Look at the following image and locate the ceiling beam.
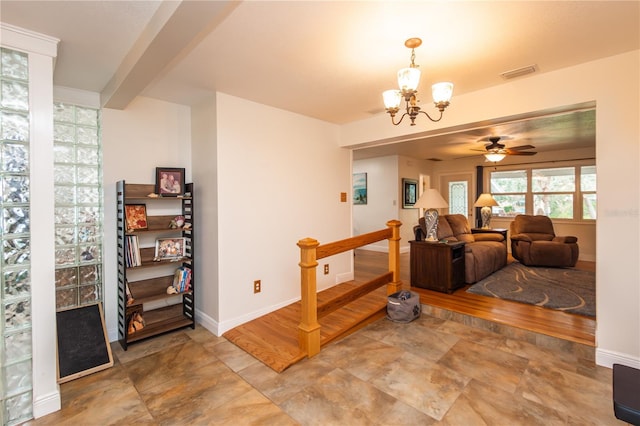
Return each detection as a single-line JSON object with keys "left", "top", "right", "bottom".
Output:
{"left": 101, "top": 0, "right": 238, "bottom": 110}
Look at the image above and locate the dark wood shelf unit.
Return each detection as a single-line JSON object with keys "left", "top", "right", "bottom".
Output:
{"left": 409, "top": 240, "right": 466, "bottom": 294}
{"left": 117, "top": 180, "right": 195, "bottom": 350}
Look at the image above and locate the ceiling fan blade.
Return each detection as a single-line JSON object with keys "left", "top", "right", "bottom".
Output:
{"left": 507, "top": 144, "right": 536, "bottom": 151}
{"left": 505, "top": 150, "right": 537, "bottom": 156}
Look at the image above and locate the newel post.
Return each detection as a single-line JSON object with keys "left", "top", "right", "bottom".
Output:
{"left": 297, "top": 237, "right": 321, "bottom": 357}
{"left": 386, "top": 220, "right": 402, "bottom": 294}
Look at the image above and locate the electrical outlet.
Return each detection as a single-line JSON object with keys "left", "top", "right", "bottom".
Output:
{"left": 254, "top": 280, "right": 261, "bottom": 293}
{"left": 323, "top": 264, "right": 329, "bottom": 275}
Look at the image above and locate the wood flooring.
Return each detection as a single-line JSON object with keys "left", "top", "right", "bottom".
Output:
{"left": 224, "top": 249, "right": 596, "bottom": 372}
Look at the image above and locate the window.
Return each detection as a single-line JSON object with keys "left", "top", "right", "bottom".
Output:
{"left": 489, "top": 164, "right": 596, "bottom": 221}
{"left": 532, "top": 167, "right": 574, "bottom": 218}
{"left": 581, "top": 165, "right": 597, "bottom": 220}
{"left": 490, "top": 170, "right": 526, "bottom": 217}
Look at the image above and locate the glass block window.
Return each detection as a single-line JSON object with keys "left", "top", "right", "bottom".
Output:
{"left": 0, "top": 47, "right": 33, "bottom": 425}
{"left": 53, "top": 103, "right": 103, "bottom": 310}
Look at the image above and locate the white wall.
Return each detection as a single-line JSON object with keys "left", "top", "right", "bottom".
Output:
{"left": 102, "top": 97, "right": 192, "bottom": 341}
{"left": 190, "top": 96, "right": 220, "bottom": 331}
{"left": 213, "top": 93, "right": 352, "bottom": 334}
{"left": 353, "top": 156, "right": 398, "bottom": 251}
{"left": 341, "top": 51, "right": 640, "bottom": 368}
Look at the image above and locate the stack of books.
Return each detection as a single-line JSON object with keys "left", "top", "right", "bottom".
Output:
{"left": 172, "top": 266, "right": 192, "bottom": 293}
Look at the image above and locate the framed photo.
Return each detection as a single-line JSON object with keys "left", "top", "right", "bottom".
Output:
{"left": 155, "top": 237, "right": 186, "bottom": 260}
{"left": 155, "top": 167, "right": 185, "bottom": 197}
{"left": 402, "top": 178, "right": 418, "bottom": 208}
{"left": 353, "top": 173, "right": 367, "bottom": 205}
{"left": 125, "top": 204, "right": 148, "bottom": 230}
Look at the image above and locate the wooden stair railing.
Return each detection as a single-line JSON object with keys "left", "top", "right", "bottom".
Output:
{"left": 297, "top": 220, "right": 402, "bottom": 357}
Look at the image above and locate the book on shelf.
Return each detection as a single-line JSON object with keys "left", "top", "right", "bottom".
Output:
{"left": 172, "top": 266, "right": 192, "bottom": 293}
{"left": 125, "top": 235, "right": 141, "bottom": 267}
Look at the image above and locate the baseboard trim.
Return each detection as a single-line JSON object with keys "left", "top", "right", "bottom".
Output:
{"left": 195, "top": 309, "right": 220, "bottom": 336}
{"left": 596, "top": 347, "right": 640, "bottom": 369}
{"left": 200, "top": 297, "right": 300, "bottom": 336}
{"left": 358, "top": 245, "right": 409, "bottom": 254}
{"left": 33, "top": 390, "right": 61, "bottom": 419}
{"left": 336, "top": 271, "right": 354, "bottom": 283}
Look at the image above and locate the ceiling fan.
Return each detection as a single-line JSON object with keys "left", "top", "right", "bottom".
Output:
{"left": 473, "top": 136, "right": 537, "bottom": 161}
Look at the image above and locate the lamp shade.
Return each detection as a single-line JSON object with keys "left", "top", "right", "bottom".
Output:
{"left": 431, "top": 82, "right": 454, "bottom": 104}
{"left": 397, "top": 67, "right": 421, "bottom": 93}
{"left": 474, "top": 193, "right": 499, "bottom": 207}
{"left": 415, "top": 188, "right": 448, "bottom": 209}
{"left": 484, "top": 152, "right": 506, "bottom": 162}
{"left": 382, "top": 90, "right": 402, "bottom": 109}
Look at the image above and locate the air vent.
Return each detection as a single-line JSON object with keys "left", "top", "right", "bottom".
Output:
{"left": 500, "top": 65, "right": 537, "bottom": 80}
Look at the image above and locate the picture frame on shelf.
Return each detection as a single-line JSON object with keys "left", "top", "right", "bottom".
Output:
{"left": 154, "top": 237, "right": 186, "bottom": 260}
{"left": 125, "top": 204, "right": 148, "bottom": 231}
{"left": 353, "top": 172, "right": 367, "bottom": 205}
{"left": 155, "top": 167, "right": 185, "bottom": 197}
{"left": 402, "top": 178, "right": 418, "bottom": 208}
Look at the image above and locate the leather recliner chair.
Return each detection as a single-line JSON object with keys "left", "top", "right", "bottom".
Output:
{"left": 509, "top": 214, "right": 579, "bottom": 267}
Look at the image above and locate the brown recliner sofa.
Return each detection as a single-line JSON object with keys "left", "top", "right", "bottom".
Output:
{"left": 509, "top": 214, "right": 579, "bottom": 267}
{"left": 417, "top": 214, "right": 507, "bottom": 284}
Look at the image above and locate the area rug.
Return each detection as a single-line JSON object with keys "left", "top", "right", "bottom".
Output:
{"left": 467, "top": 262, "right": 595, "bottom": 317}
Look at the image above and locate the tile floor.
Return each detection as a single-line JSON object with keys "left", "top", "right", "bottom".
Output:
{"left": 25, "top": 313, "right": 622, "bottom": 425}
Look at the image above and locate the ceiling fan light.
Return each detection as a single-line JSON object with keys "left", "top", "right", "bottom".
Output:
{"left": 397, "top": 67, "right": 421, "bottom": 94}
{"left": 432, "top": 82, "right": 454, "bottom": 104}
{"left": 485, "top": 152, "right": 506, "bottom": 162}
{"left": 383, "top": 90, "right": 402, "bottom": 110}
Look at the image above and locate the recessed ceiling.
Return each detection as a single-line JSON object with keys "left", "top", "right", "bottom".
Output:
{"left": 352, "top": 105, "right": 596, "bottom": 162}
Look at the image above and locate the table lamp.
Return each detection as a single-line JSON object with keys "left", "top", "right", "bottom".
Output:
{"left": 415, "top": 189, "right": 449, "bottom": 241}
{"left": 474, "top": 193, "right": 499, "bottom": 229}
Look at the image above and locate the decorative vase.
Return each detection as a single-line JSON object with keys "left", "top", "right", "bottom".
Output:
{"left": 480, "top": 206, "right": 492, "bottom": 229}
{"left": 424, "top": 209, "right": 439, "bottom": 241}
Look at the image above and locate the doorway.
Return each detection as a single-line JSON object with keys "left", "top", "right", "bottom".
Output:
{"left": 439, "top": 173, "right": 474, "bottom": 221}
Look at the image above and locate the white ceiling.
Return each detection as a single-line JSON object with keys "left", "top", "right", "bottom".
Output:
{"left": 1, "top": 1, "right": 638, "bottom": 160}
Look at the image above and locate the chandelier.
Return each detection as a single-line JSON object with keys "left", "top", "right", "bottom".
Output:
{"left": 383, "top": 38, "right": 453, "bottom": 126}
